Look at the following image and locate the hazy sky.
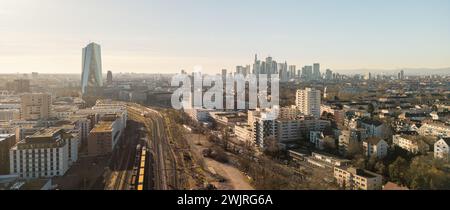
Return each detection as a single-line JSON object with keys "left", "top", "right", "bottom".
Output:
{"left": 1, "top": 0, "right": 449, "bottom": 74}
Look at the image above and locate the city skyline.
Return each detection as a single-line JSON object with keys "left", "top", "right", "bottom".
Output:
{"left": 1, "top": 0, "right": 450, "bottom": 74}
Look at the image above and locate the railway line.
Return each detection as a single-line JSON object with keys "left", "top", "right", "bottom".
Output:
{"left": 127, "top": 103, "right": 180, "bottom": 190}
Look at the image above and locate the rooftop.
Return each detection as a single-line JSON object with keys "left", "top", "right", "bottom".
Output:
{"left": 360, "top": 118, "right": 383, "bottom": 126}
{"left": 91, "top": 121, "right": 114, "bottom": 133}
{"left": 363, "top": 137, "right": 384, "bottom": 145}
{"left": 347, "top": 167, "right": 379, "bottom": 179}
{"left": 31, "top": 128, "right": 62, "bottom": 138}
{"left": 383, "top": 182, "right": 409, "bottom": 190}
{"left": 0, "top": 134, "right": 15, "bottom": 142}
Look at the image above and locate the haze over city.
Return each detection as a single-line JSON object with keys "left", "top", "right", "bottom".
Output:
{"left": 1, "top": 0, "right": 450, "bottom": 74}
{"left": 2, "top": 0, "right": 450, "bottom": 204}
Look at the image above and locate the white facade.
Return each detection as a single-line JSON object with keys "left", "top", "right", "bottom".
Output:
{"left": 434, "top": 138, "right": 450, "bottom": 161}
{"left": 296, "top": 88, "right": 321, "bottom": 119}
{"left": 363, "top": 138, "right": 388, "bottom": 159}
{"left": 419, "top": 123, "right": 450, "bottom": 138}
{"left": 392, "top": 135, "right": 429, "bottom": 154}
{"left": 9, "top": 129, "right": 78, "bottom": 179}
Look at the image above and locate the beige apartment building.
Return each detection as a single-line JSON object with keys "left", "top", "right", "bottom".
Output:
{"left": 20, "top": 93, "right": 52, "bottom": 120}
{"left": 334, "top": 166, "right": 383, "bottom": 190}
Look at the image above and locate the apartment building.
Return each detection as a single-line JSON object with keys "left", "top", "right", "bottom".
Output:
{"left": 234, "top": 123, "right": 252, "bottom": 144}
{"left": 392, "top": 134, "right": 430, "bottom": 154}
{"left": 362, "top": 137, "right": 388, "bottom": 159}
{"left": 419, "top": 122, "right": 450, "bottom": 138}
{"left": 338, "top": 129, "right": 366, "bottom": 155}
{"left": 334, "top": 166, "right": 383, "bottom": 190}
{"left": 296, "top": 88, "right": 321, "bottom": 119}
{"left": 360, "top": 118, "right": 386, "bottom": 139}
{"left": 87, "top": 115, "right": 123, "bottom": 156}
{"left": 9, "top": 128, "right": 78, "bottom": 179}
{"left": 20, "top": 93, "right": 52, "bottom": 120}
{"left": 434, "top": 138, "right": 450, "bottom": 161}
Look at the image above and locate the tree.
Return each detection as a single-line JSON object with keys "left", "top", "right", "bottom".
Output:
{"left": 406, "top": 156, "right": 450, "bottom": 190}
{"left": 374, "top": 161, "right": 386, "bottom": 176}
{"left": 346, "top": 141, "right": 362, "bottom": 158}
{"left": 264, "top": 136, "right": 281, "bottom": 158}
{"left": 322, "top": 136, "right": 337, "bottom": 153}
{"left": 388, "top": 157, "right": 408, "bottom": 185}
{"left": 367, "top": 156, "right": 378, "bottom": 171}
{"left": 367, "top": 103, "right": 375, "bottom": 116}
{"left": 352, "top": 154, "right": 366, "bottom": 169}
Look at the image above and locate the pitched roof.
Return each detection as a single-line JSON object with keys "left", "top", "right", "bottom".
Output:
{"left": 361, "top": 118, "right": 383, "bottom": 126}
{"left": 383, "top": 182, "right": 409, "bottom": 190}
{"left": 364, "top": 137, "right": 384, "bottom": 145}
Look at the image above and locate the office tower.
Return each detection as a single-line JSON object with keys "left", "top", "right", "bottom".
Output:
{"left": 289, "top": 65, "right": 296, "bottom": 80}
{"left": 313, "top": 63, "right": 321, "bottom": 80}
{"left": 278, "top": 62, "right": 288, "bottom": 82}
{"left": 325, "top": 69, "right": 333, "bottom": 81}
{"left": 20, "top": 93, "right": 51, "bottom": 120}
{"left": 13, "top": 79, "right": 30, "bottom": 93}
{"left": 302, "top": 66, "right": 313, "bottom": 81}
{"left": 253, "top": 54, "right": 261, "bottom": 75}
{"left": 81, "top": 42, "right": 103, "bottom": 95}
{"left": 236, "top": 66, "right": 245, "bottom": 75}
{"left": 106, "top": 71, "right": 113, "bottom": 85}
{"left": 264, "top": 56, "right": 278, "bottom": 75}
{"left": 400, "top": 70, "right": 405, "bottom": 80}
{"left": 244, "top": 65, "right": 251, "bottom": 76}
{"left": 296, "top": 88, "right": 321, "bottom": 119}
{"left": 221, "top": 69, "right": 227, "bottom": 81}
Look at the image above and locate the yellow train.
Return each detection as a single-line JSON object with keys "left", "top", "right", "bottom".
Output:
{"left": 136, "top": 146, "right": 147, "bottom": 191}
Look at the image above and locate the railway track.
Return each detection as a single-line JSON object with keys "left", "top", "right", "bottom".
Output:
{"left": 127, "top": 103, "right": 180, "bottom": 190}
{"left": 106, "top": 120, "right": 140, "bottom": 190}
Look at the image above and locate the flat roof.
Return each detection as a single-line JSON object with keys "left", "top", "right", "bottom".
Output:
{"left": 346, "top": 167, "right": 379, "bottom": 179}
{"left": 31, "top": 128, "right": 62, "bottom": 138}
{"left": 91, "top": 121, "right": 114, "bottom": 133}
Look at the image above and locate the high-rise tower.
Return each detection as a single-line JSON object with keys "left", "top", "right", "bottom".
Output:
{"left": 296, "top": 88, "right": 321, "bottom": 119}
{"left": 106, "top": 70, "right": 113, "bottom": 85}
{"left": 81, "top": 43, "right": 103, "bottom": 94}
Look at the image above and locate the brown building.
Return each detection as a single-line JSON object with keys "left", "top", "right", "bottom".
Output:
{"left": 0, "top": 134, "right": 16, "bottom": 175}
{"left": 20, "top": 93, "right": 52, "bottom": 120}
{"left": 88, "top": 119, "right": 122, "bottom": 156}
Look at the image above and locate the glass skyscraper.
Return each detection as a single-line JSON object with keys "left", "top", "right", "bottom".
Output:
{"left": 81, "top": 42, "right": 103, "bottom": 94}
